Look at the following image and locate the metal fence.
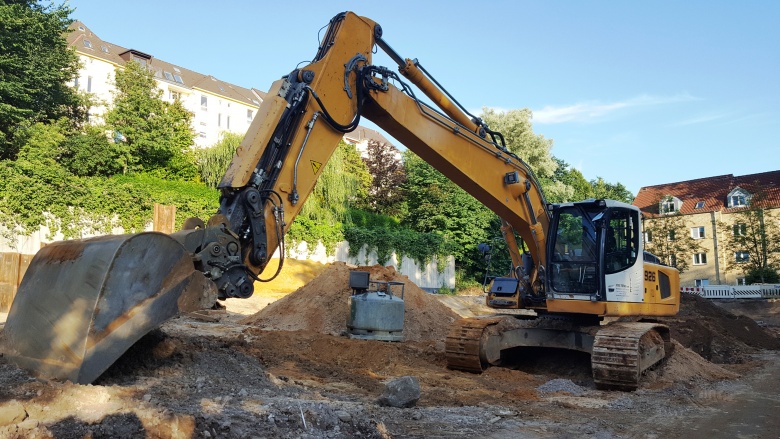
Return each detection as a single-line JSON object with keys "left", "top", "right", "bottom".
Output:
{"left": 681, "top": 284, "right": 780, "bottom": 299}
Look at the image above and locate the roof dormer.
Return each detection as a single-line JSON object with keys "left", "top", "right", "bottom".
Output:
{"left": 726, "top": 187, "right": 750, "bottom": 208}
{"left": 118, "top": 49, "right": 153, "bottom": 66}
{"left": 659, "top": 195, "right": 682, "bottom": 214}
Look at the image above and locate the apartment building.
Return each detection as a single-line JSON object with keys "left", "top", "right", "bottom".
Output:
{"left": 633, "top": 171, "right": 780, "bottom": 287}
{"left": 66, "top": 21, "right": 266, "bottom": 148}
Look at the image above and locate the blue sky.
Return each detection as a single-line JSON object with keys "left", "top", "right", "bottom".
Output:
{"left": 65, "top": 0, "right": 779, "bottom": 196}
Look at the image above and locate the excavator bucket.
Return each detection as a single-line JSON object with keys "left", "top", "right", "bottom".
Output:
{"left": 0, "top": 232, "right": 216, "bottom": 384}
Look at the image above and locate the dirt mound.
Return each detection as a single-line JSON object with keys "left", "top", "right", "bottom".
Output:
{"left": 644, "top": 341, "right": 740, "bottom": 388}
{"left": 240, "top": 262, "right": 459, "bottom": 342}
{"left": 660, "top": 293, "right": 780, "bottom": 364}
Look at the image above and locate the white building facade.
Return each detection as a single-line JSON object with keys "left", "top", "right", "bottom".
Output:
{"left": 67, "top": 21, "right": 265, "bottom": 148}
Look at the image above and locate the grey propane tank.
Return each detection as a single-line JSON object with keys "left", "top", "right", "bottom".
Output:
{"left": 346, "top": 271, "right": 405, "bottom": 341}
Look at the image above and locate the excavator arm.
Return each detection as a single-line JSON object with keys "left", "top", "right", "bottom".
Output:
{"left": 215, "top": 11, "right": 550, "bottom": 297}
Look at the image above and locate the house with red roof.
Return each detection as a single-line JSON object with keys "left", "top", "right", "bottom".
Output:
{"left": 633, "top": 170, "right": 780, "bottom": 287}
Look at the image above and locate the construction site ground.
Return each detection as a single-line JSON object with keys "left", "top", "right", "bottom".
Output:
{"left": 1, "top": 259, "right": 779, "bottom": 439}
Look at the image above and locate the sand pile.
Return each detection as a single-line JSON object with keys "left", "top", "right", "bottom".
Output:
{"left": 240, "top": 262, "right": 459, "bottom": 342}
{"left": 661, "top": 293, "right": 780, "bottom": 364}
{"left": 646, "top": 340, "right": 740, "bottom": 388}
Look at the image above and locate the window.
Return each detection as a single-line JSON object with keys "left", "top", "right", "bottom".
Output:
{"left": 549, "top": 206, "right": 600, "bottom": 294}
{"left": 173, "top": 75, "right": 184, "bottom": 84}
{"left": 83, "top": 39, "right": 92, "bottom": 49}
{"left": 227, "top": 116, "right": 230, "bottom": 130}
{"left": 736, "top": 277, "right": 746, "bottom": 286}
{"left": 643, "top": 231, "right": 653, "bottom": 243}
{"left": 101, "top": 46, "right": 109, "bottom": 53}
{"left": 201, "top": 95, "right": 208, "bottom": 109}
{"left": 87, "top": 76, "right": 92, "bottom": 93}
{"left": 695, "top": 201, "right": 705, "bottom": 209}
{"left": 198, "top": 132, "right": 206, "bottom": 138}
{"left": 668, "top": 254, "right": 677, "bottom": 267}
{"left": 731, "top": 195, "right": 746, "bottom": 207}
{"left": 668, "top": 230, "right": 676, "bottom": 241}
{"left": 735, "top": 251, "right": 750, "bottom": 263}
{"left": 164, "top": 71, "right": 174, "bottom": 81}
{"left": 691, "top": 226, "right": 705, "bottom": 239}
{"left": 693, "top": 253, "right": 707, "bottom": 265}
{"left": 169, "top": 91, "right": 180, "bottom": 101}
{"left": 694, "top": 279, "right": 710, "bottom": 287}
{"left": 247, "top": 109, "right": 253, "bottom": 123}
{"left": 218, "top": 113, "right": 222, "bottom": 127}
{"left": 74, "top": 76, "right": 79, "bottom": 88}
{"left": 733, "top": 223, "right": 746, "bottom": 236}
{"left": 662, "top": 199, "right": 676, "bottom": 214}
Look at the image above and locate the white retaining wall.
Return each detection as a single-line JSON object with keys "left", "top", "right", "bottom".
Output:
{"left": 282, "top": 240, "right": 455, "bottom": 291}
{"left": 1, "top": 227, "right": 456, "bottom": 292}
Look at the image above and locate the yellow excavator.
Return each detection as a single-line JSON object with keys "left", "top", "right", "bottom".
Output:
{"left": 1, "top": 12, "right": 679, "bottom": 389}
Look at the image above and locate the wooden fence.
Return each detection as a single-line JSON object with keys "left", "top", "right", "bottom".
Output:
{"left": 0, "top": 253, "right": 34, "bottom": 312}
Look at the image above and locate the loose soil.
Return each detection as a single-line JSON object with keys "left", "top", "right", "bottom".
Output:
{"left": 0, "top": 262, "right": 778, "bottom": 438}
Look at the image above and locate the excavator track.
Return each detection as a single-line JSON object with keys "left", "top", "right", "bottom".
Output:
{"left": 445, "top": 317, "right": 505, "bottom": 373}
{"left": 591, "top": 322, "right": 671, "bottom": 391}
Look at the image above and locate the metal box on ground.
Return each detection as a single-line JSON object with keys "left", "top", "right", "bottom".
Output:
{"left": 347, "top": 271, "right": 405, "bottom": 342}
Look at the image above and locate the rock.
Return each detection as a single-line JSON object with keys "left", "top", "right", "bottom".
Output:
{"left": 377, "top": 376, "right": 420, "bottom": 408}
{"left": 536, "top": 379, "right": 586, "bottom": 396}
{"left": 335, "top": 410, "right": 352, "bottom": 422}
{"left": 0, "top": 400, "right": 26, "bottom": 426}
{"left": 411, "top": 412, "right": 423, "bottom": 420}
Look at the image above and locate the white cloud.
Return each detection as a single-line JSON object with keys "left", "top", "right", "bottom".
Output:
{"left": 671, "top": 112, "right": 731, "bottom": 127}
{"left": 531, "top": 93, "right": 698, "bottom": 124}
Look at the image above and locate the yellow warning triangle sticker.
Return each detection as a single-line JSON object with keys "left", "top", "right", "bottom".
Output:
{"left": 310, "top": 160, "right": 322, "bottom": 174}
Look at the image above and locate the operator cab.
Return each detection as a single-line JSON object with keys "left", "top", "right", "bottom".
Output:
{"left": 546, "top": 199, "right": 644, "bottom": 303}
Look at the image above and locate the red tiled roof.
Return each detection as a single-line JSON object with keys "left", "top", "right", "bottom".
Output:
{"left": 633, "top": 170, "right": 780, "bottom": 217}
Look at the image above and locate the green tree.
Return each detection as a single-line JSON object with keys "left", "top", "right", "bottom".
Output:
{"left": 0, "top": 0, "right": 85, "bottom": 158}
{"left": 480, "top": 108, "right": 557, "bottom": 177}
{"left": 480, "top": 108, "right": 581, "bottom": 202}
{"left": 105, "top": 60, "right": 196, "bottom": 179}
{"left": 286, "top": 141, "right": 370, "bottom": 253}
{"left": 341, "top": 141, "right": 371, "bottom": 210}
{"left": 721, "top": 190, "right": 780, "bottom": 283}
{"left": 363, "top": 139, "right": 404, "bottom": 215}
{"left": 0, "top": 120, "right": 83, "bottom": 239}
{"left": 541, "top": 158, "right": 591, "bottom": 203}
{"left": 197, "top": 131, "right": 243, "bottom": 188}
{"left": 60, "top": 124, "right": 127, "bottom": 176}
{"left": 642, "top": 199, "right": 703, "bottom": 273}
{"left": 402, "top": 150, "right": 494, "bottom": 283}
{"left": 590, "top": 177, "right": 634, "bottom": 203}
